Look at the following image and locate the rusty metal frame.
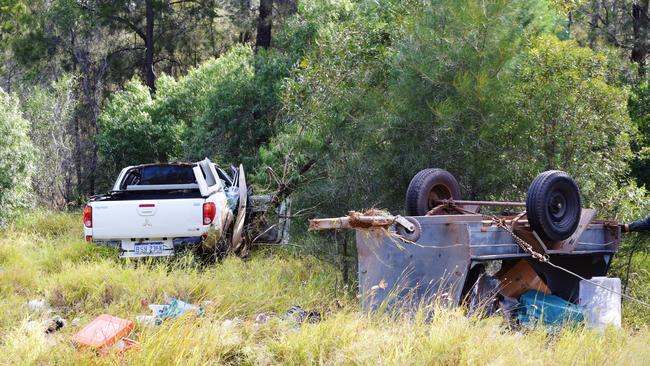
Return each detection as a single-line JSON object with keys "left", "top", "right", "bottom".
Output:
{"left": 434, "top": 199, "right": 526, "bottom": 207}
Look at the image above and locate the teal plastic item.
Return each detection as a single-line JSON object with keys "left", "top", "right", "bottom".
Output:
{"left": 517, "top": 290, "right": 584, "bottom": 327}
{"left": 155, "top": 298, "right": 204, "bottom": 325}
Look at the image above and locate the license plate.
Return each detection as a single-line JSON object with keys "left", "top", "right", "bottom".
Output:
{"left": 134, "top": 241, "right": 165, "bottom": 255}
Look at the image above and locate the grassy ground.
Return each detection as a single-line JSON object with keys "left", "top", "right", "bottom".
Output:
{"left": 1, "top": 211, "right": 650, "bottom": 365}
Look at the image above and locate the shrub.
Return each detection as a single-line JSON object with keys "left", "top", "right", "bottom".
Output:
{"left": 96, "top": 79, "right": 183, "bottom": 190}
{"left": 21, "top": 75, "right": 77, "bottom": 207}
{"left": 0, "top": 88, "right": 34, "bottom": 225}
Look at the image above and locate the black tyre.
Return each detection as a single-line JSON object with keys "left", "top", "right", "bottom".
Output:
{"left": 396, "top": 217, "right": 422, "bottom": 242}
{"left": 526, "top": 170, "right": 581, "bottom": 241}
{"left": 405, "top": 169, "right": 461, "bottom": 216}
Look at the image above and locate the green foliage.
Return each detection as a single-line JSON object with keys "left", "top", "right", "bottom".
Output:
{"left": 260, "top": 0, "right": 410, "bottom": 214}
{"left": 0, "top": 88, "right": 34, "bottom": 225}
{"left": 169, "top": 45, "right": 281, "bottom": 166}
{"left": 261, "top": 0, "right": 640, "bottom": 224}
{"left": 262, "top": 0, "right": 557, "bottom": 215}
{"left": 498, "top": 36, "right": 635, "bottom": 210}
{"left": 100, "top": 45, "right": 295, "bottom": 173}
{"left": 386, "top": 0, "right": 554, "bottom": 200}
{"left": 97, "top": 79, "right": 183, "bottom": 189}
{"left": 0, "top": 0, "right": 28, "bottom": 45}
{"left": 21, "top": 75, "right": 77, "bottom": 207}
{"left": 629, "top": 80, "right": 650, "bottom": 188}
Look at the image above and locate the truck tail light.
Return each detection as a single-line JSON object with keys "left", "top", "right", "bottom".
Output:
{"left": 203, "top": 202, "right": 216, "bottom": 225}
{"left": 83, "top": 205, "right": 93, "bottom": 228}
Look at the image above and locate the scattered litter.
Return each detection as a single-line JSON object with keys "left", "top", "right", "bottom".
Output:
{"left": 27, "top": 299, "right": 50, "bottom": 314}
{"left": 282, "top": 306, "right": 321, "bottom": 324}
{"left": 45, "top": 315, "right": 66, "bottom": 334}
{"left": 579, "top": 277, "right": 621, "bottom": 329}
{"left": 114, "top": 337, "right": 139, "bottom": 353}
{"left": 135, "top": 315, "right": 156, "bottom": 328}
{"left": 25, "top": 299, "right": 66, "bottom": 334}
{"left": 136, "top": 298, "right": 204, "bottom": 327}
{"left": 156, "top": 298, "right": 204, "bottom": 322}
{"left": 148, "top": 304, "right": 166, "bottom": 316}
{"left": 517, "top": 290, "right": 584, "bottom": 328}
{"left": 25, "top": 320, "right": 41, "bottom": 333}
{"left": 255, "top": 313, "right": 271, "bottom": 325}
{"left": 221, "top": 318, "right": 241, "bottom": 329}
{"left": 72, "top": 314, "right": 134, "bottom": 349}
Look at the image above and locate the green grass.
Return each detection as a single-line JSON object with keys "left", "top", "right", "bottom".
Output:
{"left": 1, "top": 211, "right": 650, "bottom": 365}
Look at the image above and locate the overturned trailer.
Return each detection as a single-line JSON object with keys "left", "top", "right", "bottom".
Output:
{"left": 310, "top": 170, "right": 621, "bottom": 312}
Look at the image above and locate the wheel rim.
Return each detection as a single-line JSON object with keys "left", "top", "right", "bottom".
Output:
{"left": 548, "top": 191, "right": 567, "bottom": 222}
{"left": 427, "top": 184, "right": 453, "bottom": 210}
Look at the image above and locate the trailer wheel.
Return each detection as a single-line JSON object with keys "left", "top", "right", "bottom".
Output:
{"left": 405, "top": 168, "right": 461, "bottom": 216}
{"left": 396, "top": 217, "right": 421, "bottom": 242}
{"left": 526, "top": 170, "right": 581, "bottom": 241}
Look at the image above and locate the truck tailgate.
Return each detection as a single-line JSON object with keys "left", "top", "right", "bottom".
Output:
{"left": 91, "top": 199, "right": 205, "bottom": 239}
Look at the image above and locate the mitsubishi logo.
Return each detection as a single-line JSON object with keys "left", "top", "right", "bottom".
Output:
{"left": 143, "top": 218, "right": 152, "bottom": 227}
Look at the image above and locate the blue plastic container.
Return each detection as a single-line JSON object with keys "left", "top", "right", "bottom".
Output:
{"left": 517, "top": 290, "right": 584, "bottom": 327}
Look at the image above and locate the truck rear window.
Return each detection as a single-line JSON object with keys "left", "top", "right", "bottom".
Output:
{"left": 140, "top": 165, "right": 196, "bottom": 185}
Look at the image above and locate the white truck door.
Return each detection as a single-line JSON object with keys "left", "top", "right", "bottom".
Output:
{"left": 231, "top": 164, "right": 247, "bottom": 253}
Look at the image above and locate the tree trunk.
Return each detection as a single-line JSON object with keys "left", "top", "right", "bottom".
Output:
{"left": 75, "top": 50, "right": 102, "bottom": 195}
{"left": 255, "top": 0, "right": 273, "bottom": 50}
{"left": 145, "top": 0, "right": 156, "bottom": 93}
{"left": 589, "top": 0, "right": 600, "bottom": 49}
{"left": 631, "top": 0, "right": 649, "bottom": 77}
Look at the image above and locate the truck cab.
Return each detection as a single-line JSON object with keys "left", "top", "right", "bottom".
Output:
{"left": 83, "top": 159, "right": 289, "bottom": 258}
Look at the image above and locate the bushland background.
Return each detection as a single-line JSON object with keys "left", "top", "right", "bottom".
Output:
{"left": 0, "top": 0, "right": 649, "bottom": 363}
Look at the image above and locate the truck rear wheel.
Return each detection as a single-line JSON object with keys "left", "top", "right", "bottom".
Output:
{"left": 526, "top": 170, "right": 581, "bottom": 241}
{"left": 405, "top": 169, "right": 461, "bottom": 216}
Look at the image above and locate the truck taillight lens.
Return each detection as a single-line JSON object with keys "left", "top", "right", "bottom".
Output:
{"left": 83, "top": 205, "right": 92, "bottom": 228}
{"left": 203, "top": 202, "right": 216, "bottom": 225}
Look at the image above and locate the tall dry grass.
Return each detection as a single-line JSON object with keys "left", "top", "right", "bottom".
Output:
{"left": 1, "top": 211, "right": 649, "bottom": 365}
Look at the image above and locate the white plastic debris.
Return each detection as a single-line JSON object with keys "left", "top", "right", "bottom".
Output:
{"left": 579, "top": 277, "right": 621, "bottom": 329}
{"left": 135, "top": 315, "right": 156, "bottom": 328}
{"left": 148, "top": 304, "right": 166, "bottom": 317}
{"left": 221, "top": 318, "right": 241, "bottom": 329}
{"left": 27, "top": 299, "right": 50, "bottom": 314}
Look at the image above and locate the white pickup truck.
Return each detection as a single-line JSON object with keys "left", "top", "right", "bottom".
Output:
{"left": 83, "top": 159, "right": 289, "bottom": 258}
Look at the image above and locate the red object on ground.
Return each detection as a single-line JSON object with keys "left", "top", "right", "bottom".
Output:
{"left": 72, "top": 314, "right": 134, "bottom": 349}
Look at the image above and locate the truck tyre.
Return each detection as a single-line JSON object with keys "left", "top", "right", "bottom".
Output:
{"left": 405, "top": 168, "right": 461, "bottom": 216}
{"left": 396, "top": 217, "right": 422, "bottom": 242}
{"left": 526, "top": 170, "right": 581, "bottom": 241}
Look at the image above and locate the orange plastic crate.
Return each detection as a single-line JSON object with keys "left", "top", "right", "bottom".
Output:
{"left": 72, "top": 314, "right": 134, "bottom": 349}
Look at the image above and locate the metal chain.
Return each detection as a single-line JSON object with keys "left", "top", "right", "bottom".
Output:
{"left": 490, "top": 215, "right": 550, "bottom": 263}
{"left": 490, "top": 214, "right": 650, "bottom": 309}
{"left": 441, "top": 202, "right": 650, "bottom": 308}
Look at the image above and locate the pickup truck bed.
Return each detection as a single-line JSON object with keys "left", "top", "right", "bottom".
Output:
{"left": 84, "top": 159, "right": 289, "bottom": 258}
